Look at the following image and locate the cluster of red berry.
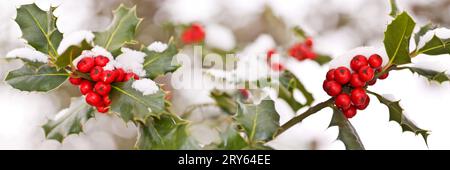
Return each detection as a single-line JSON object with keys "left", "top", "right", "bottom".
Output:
{"left": 68, "top": 56, "right": 140, "bottom": 113}
{"left": 181, "top": 23, "right": 205, "bottom": 44}
{"left": 266, "top": 38, "right": 316, "bottom": 71}
{"left": 288, "top": 38, "right": 316, "bottom": 61}
{"left": 323, "top": 54, "right": 389, "bottom": 118}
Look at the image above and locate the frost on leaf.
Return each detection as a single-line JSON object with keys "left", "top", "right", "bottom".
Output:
{"left": 147, "top": 41, "right": 168, "bottom": 53}
{"left": 132, "top": 78, "right": 159, "bottom": 95}
{"left": 115, "top": 48, "right": 146, "bottom": 77}
{"left": 6, "top": 47, "right": 48, "bottom": 63}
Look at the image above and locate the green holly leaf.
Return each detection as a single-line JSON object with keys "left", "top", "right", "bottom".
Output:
{"left": 404, "top": 66, "right": 450, "bottom": 83}
{"left": 314, "top": 54, "right": 332, "bottom": 65}
{"left": 5, "top": 61, "right": 68, "bottom": 92}
{"left": 94, "top": 5, "right": 142, "bottom": 54}
{"left": 235, "top": 100, "right": 280, "bottom": 143}
{"left": 55, "top": 40, "right": 92, "bottom": 69}
{"left": 292, "top": 26, "right": 308, "bottom": 39}
{"left": 210, "top": 89, "right": 237, "bottom": 115}
{"left": 142, "top": 42, "right": 180, "bottom": 79}
{"left": 329, "top": 108, "right": 365, "bottom": 150}
{"left": 109, "top": 80, "right": 165, "bottom": 122}
{"left": 135, "top": 114, "right": 199, "bottom": 150}
{"left": 15, "top": 4, "right": 62, "bottom": 58}
{"left": 278, "top": 71, "right": 314, "bottom": 111}
{"left": 384, "top": 12, "right": 415, "bottom": 65}
{"left": 370, "top": 92, "right": 429, "bottom": 144}
{"left": 414, "top": 23, "right": 437, "bottom": 46}
{"left": 216, "top": 124, "right": 248, "bottom": 150}
{"left": 416, "top": 35, "right": 450, "bottom": 55}
{"left": 43, "top": 97, "right": 95, "bottom": 142}
{"left": 389, "top": 0, "right": 399, "bottom": 17}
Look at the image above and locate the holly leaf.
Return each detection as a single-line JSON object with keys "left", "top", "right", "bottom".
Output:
{"left": 417, "top": 35, "right": 450, "bottom": 55}
{"left": 142, "top": 42, "right": 180, "bottom": 79}
{"left": 15, "top": 4, "right": 62, "bottom": 58}
{"left": 109, "top": 80, "right": 165, "bottom": 122}
{"left": 414, "top": 23, "right": 437, "bottom": 45}
{"left": 370, "top": 92, "right": 429, "bottom": 143}
{"left": 278, "top": 71, "right": 314, "bottom": 111}
{"left": 210, "top": 89, "right": 237, "bottom": 115}
{"left": 135, "top": 114, "right": 199, "bottom": 150}
{"left": 329, "top": 108, "right": 365, "bottom": 150}
{"left": 384, "top": 12, "right": 415, "bottom": 65}
{"left": 5, "top": 61, "right": 68, "bottom": 92}
{"left": 389, "top": 0, "right": 399, "bottom": 17}
{"left": 216, "top": 125, "right": 248, "bottom": 150}
{"left": 404, "top": 66, "right": 450, "bottom": 83}
{"left": 292, "top": 26, "right": 308, "bottom": 39}
{"left": 235, "top": 100, "right": 280, "bottom": 143}
{"left": 55, "top": 40, "right": 92, "bottom": 69}
{"left": 42, "top": 97, "right": 95, "bottom": 142}
{"left": 94, "top": 5, "right": 142, "bottom": 54}
{"left": 313, "top": 54, "right": 332, "bottom": 65}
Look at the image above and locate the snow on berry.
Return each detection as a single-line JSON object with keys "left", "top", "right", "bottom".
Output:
{"left": 132, "top": 78, "right": 159, "bottom": 95}
{"left": 147, "top": 41, "right": 168, "bottom": 53}
{"left": 6, "top": 47, "right": 48, "bottom": 63}
{"left": 73, "top": 46, "right": 115, "bottom": 70}
{"left": 114, "top": 48, "right": 147, "bottom": 77}
{"left": 329, "top": 47, "right": 388, "bottom": 69}
{"left": 57, "top": 30, "right": 94, "bottom": 54}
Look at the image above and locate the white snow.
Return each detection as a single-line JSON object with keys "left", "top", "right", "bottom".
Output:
{"left": 417, "top": 28, "right": 450, "bottom": 50}
{"left": 329, "top": 46, "right": 389, "bottom": 69}
{"left": 57, "top": 30, "right": 94, "bottom": 54}
{"left": 147, "top": 41, "right": 168, "bottom": 53}
{"left": 132, "top": 78, "right": 159, "bottom": 95}
{"left": 114, "top": 48, "right": 147, "bottom": 77}
{"left": 205, "top": 24, "right": 236, "bottom": 51}
{"left": 6, "top": 47, "right": 48, "bottom": 63}
{"left": 241, "top": 34, "right": 276, "bottom": 58}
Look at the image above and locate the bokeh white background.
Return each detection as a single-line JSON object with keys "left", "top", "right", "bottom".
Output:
{"left": 1, "top": 0, "right": 450, "bottom": 149}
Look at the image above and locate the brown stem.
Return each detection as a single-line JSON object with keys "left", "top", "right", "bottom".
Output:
{"left": 275, "top": 98, "right": 334, "bottom": 137}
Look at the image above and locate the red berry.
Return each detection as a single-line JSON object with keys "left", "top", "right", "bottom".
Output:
{"left": 94, "top": 55, "right": 110, "bottom": 67}
{"left": 77, "top": 57, "right": 95, "bottom": 73}
{"left": 368, "top": 54, "right": 383, "bottom": 68}
{"left": 367, "top": 79, "right": 377, "bottom": 86}
{"left": 114, "top": 68, "right": 125, "bottom": 82}
{"left": 358, "top": 65, "right": 374, "bottom": 82}
{"left": 335, "top": 93, "right": 351, "bottom": 110}
{"left": 350, "top": 88, "right": 368, "bottom": 106}
{"left": 350, "top": 55, "right": 368, "bottom": 71}
{"left": 288, "top": 43, "right": 307, "bottom": 60}
{"left": 94, "top": 82, "right": 111, "bottom": 96}
{"left": 379, "top": 72, "right": 389, "bottom": 80}
{"left": 100, "top": 70, "right": 117, "bottom": 84}
{"left": 343, "top": 106, "right": 357, "bottom": 119}
{"left": 103, "top": 95, "right": 112, "bottom": 106}
{"left": 271, "top": 63, "right": 284, "bottom": 71}
{"left": 90, "top": 66, "right": 103, "bottom": 82}
{"left": 305, "top": 51, "right": 317, "bottom": 60}
{"left": 96, "top": 106, "right": 109, "bottom": 113}
{"left": 356, "top": 96, "right": 370, "bottom": 110}
{"left": 181, "top": 23, "right": 205, "bottom": 44}
{"left": 69, "top": 76, "right": 82, "bottom": 85}
{"left": 79, "top": 80, "right": 93, "bottom": 95}
{"left": 323, "top": 80, "right": 342, "bottom": 97}
{"left": 266, "top": 49, "right": 276, "bottom": 62}
{"left": 239, "top": 89, "right": 249, "bottom": 99}
{"left": 334, "top": 67, "right": 351, "bottom": 84}
{"left": 85, "top": 92, "right": 102, "bottom": 107}
{"left": 305, "top": 37, "right": 313, "bottom": 47}
{"left": 326, "top": 69, "right": 335, "bottom": 81}
{"left": 124, "top": 72, "right": 139, "bottom": 81}
{"left": 350, "top": 73, "right": 366, "bottom": 88}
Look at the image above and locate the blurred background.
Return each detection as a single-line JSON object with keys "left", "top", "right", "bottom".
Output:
{"left": 1, "top": 0, "right": 450, "bottom": 149}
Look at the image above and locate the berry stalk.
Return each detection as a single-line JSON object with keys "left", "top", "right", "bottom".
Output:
{"left": 275, "top": 98, "right": 334, "bottom": 137}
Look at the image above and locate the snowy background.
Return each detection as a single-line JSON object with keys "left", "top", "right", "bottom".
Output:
{"left": 1, "top": 0, "right": 450, "bottom": 149}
